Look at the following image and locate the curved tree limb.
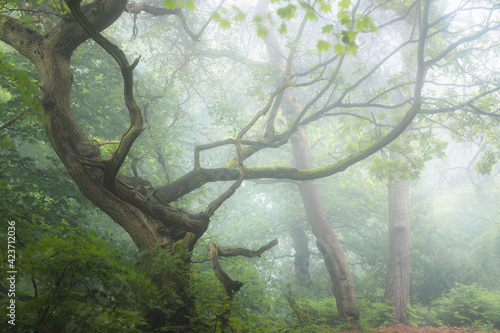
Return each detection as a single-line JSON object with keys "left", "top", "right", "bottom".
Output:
{"left": 65, "top": 0, "right": 144, "bottom": 191}
{"left": 200, "top": 70, "right": 300, "bottom": 217}
{"left": 216, "top": 238, "right": 279, "bottom": 258}
{"left": 419, "top": 87, "right": 500, "bottom": 114}
{"left": 126, "top": 2, "right": 177, "bottom": 16}
{"left": 208, "top": 243, "right": 244, "bottom": 296}
{"left": 153, "top": 99, "right": 421, "bottom": 204}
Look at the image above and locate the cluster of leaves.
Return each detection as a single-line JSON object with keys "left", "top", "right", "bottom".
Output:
{"left": 0, "top": 225, "right": 152, "bottom": 332}
{"left": 0, "top": 46, "right": 41, "bottom": 117}
{"left": 293, "top": 296, "right": 339, "bottom": 327}
{"left": 476, "top": 151, "right": 498, "bottom": 175}
{"left": 164, "top": 0, "right": 195, "bottom": 11}
{"left": 409, "top": 284, "right": 500, "bottom": 331}
{"left": 317, "top": 0, "right": 377, "bottom": 55}
{"left": 191, "top": 244, "right": 289, "bottom": 331}
{"left": 0, "top": 58, "right": 92, "bottom": 229}
{"left": 355, "top": 299, "right": 394, "bottom": 328}
{"left": 189, "top": 268, "right": 227, "bottom": 326}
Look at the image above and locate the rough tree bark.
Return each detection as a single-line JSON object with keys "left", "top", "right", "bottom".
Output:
{"left": 290, "top": 131, "right": 359, "bottom": 319}
{"left": 384, "top": 151, "right": 411, "bottom": 325}
{"left": 384, "top": 11, "right": 419, "bottom": 324}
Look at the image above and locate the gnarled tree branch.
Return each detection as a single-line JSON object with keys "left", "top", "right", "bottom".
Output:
{"left": 65, "top": 0, "right": 144, "bottom": 191}
{"left": 208, "top": 238, "right": 278, "bottom": 329}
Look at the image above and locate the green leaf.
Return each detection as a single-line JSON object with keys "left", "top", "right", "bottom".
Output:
{"left": 211, "top": 12, "right": 222, "bottom": 21}
{"left": 347, "top": 30, "right": 358, "bottom": 42}
{"left": 164, "top": 0, "right": 181, "bottom": 10}
{"left": 354, "top": 20, "right": 365, "bottom": 32}
{"left": 278, "top": 23, "right": 287, "bottom": 34}
{"left": 317, "top": 40, "right": 331, "bottom": 53}
{"left": 186, "top": 0, "right": 196, "bottom": 11}
{"left": 347, "top": 42, "right": 359, "bottom": 54}
{"left": 339, "top": 0, "right": 351, "bottom": 9}
{"left": 277, "top": 4, "right": 296, "bottom": 20}
{"left": 333, "top": 43, "right": 345, "bottom": 54}
{"left": 337, "top": 10, "right": 351, "bottom": 25}
{"left": 257, "top": 25, "right": 268, "bottom": 37}
{"left": 322, "top": 24, "right": 333, "bottom": 34}
{"left": 234, "top": 8, "right": 246, "bottom": 22}
{"left": 298, "top": 1, "right": 318, "bottom": 20}
{"left": 320, "top": 3, "right": 332, "bottom": 12}
{"left": 341, "top": 30, "right": 357, "bottom": 44}
{"left": 305, "top": 9, "right": 318, "bottom": 21}
{"left": 363, "top": 15, "right": 378, "bottom": 32}
{"left": 219, "top": 19, "right": 231, "bottom": 30}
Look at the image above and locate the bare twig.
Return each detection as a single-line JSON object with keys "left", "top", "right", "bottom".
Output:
{"left": 0, "top": 108, "right": 32, "bottom": 131}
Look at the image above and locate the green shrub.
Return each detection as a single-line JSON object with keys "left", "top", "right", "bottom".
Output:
{"left": 0, "top": 226, "right": 151, "bottom": 332}
{"left": 358, "top": 301, "right": 394, "bottom": 328}
{"left": 295, "top": 297, "right": 339, "bottom": 326}
{"left": 433, "top": 283, "right": 500, "bottom": 329}
{"left": 408, "top": 304, "right": 442, "bottom": 327}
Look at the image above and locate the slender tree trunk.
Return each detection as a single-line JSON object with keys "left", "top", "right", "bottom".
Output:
{"left": 384, "top": 161, "right": 411, "bottom": 324}
{"left": 290, "top": 131, "right": 357, "bottom": 318}
{"left": 384, "top": 15, "right": 417, "bottom": 324}
{"left": 256, "top": 0, "right": 358, "bottom": 318}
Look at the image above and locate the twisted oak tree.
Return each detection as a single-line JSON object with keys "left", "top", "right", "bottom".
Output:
{"left": 1, "top": 0, "right": 499, "bottom": 329}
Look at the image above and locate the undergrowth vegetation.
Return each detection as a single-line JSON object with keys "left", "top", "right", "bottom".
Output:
{"left": 410, "top": 284, "right": 500, "bottom": 331}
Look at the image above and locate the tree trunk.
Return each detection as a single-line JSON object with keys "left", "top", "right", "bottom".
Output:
{"left": 291, "top": 131, "right": 358, "bottom": 318}
{"left": 0, "top": 4, "right": 207, "bottom": 329}
{"left": 384, "top": 158, "right": 411, "bottom": 325}
{"left": 256, "top": 0, "right": 358, "bottom": 319}
{"left": 289, "top": 224, "right": 311, "bottom": 285}
{"left": 384, "top": 15, "right": 417, "bottom": 325}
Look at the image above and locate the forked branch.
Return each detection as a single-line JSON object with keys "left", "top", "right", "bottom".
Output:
{"left": 65, "top": 0, "right": 144, "bottom": 191}
{"left": 208, "top": 238, "right": 278, "bottom": 329}
{"left": 208, "top": 238, "right": 278, "bottom": 293}
{"left": 127, "top": 0, "right": 226, "bottom": 41}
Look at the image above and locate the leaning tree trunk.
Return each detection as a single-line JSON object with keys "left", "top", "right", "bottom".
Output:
{"left": 0, "top": 2, "right": 209, "bottom": 329}
{"left": 257, "top": 0, "right": 358, "bottom": 319}
{"left": 290, "top": 129, "right": 358, "bottom": 318}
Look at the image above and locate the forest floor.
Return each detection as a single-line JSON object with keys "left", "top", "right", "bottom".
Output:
{"left": 341, "top": 324, "right": 498, "bottom": 332}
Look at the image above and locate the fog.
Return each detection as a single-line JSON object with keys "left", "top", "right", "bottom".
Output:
{"left": 1, "top": 0, "right": 499, "bottom": 331}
